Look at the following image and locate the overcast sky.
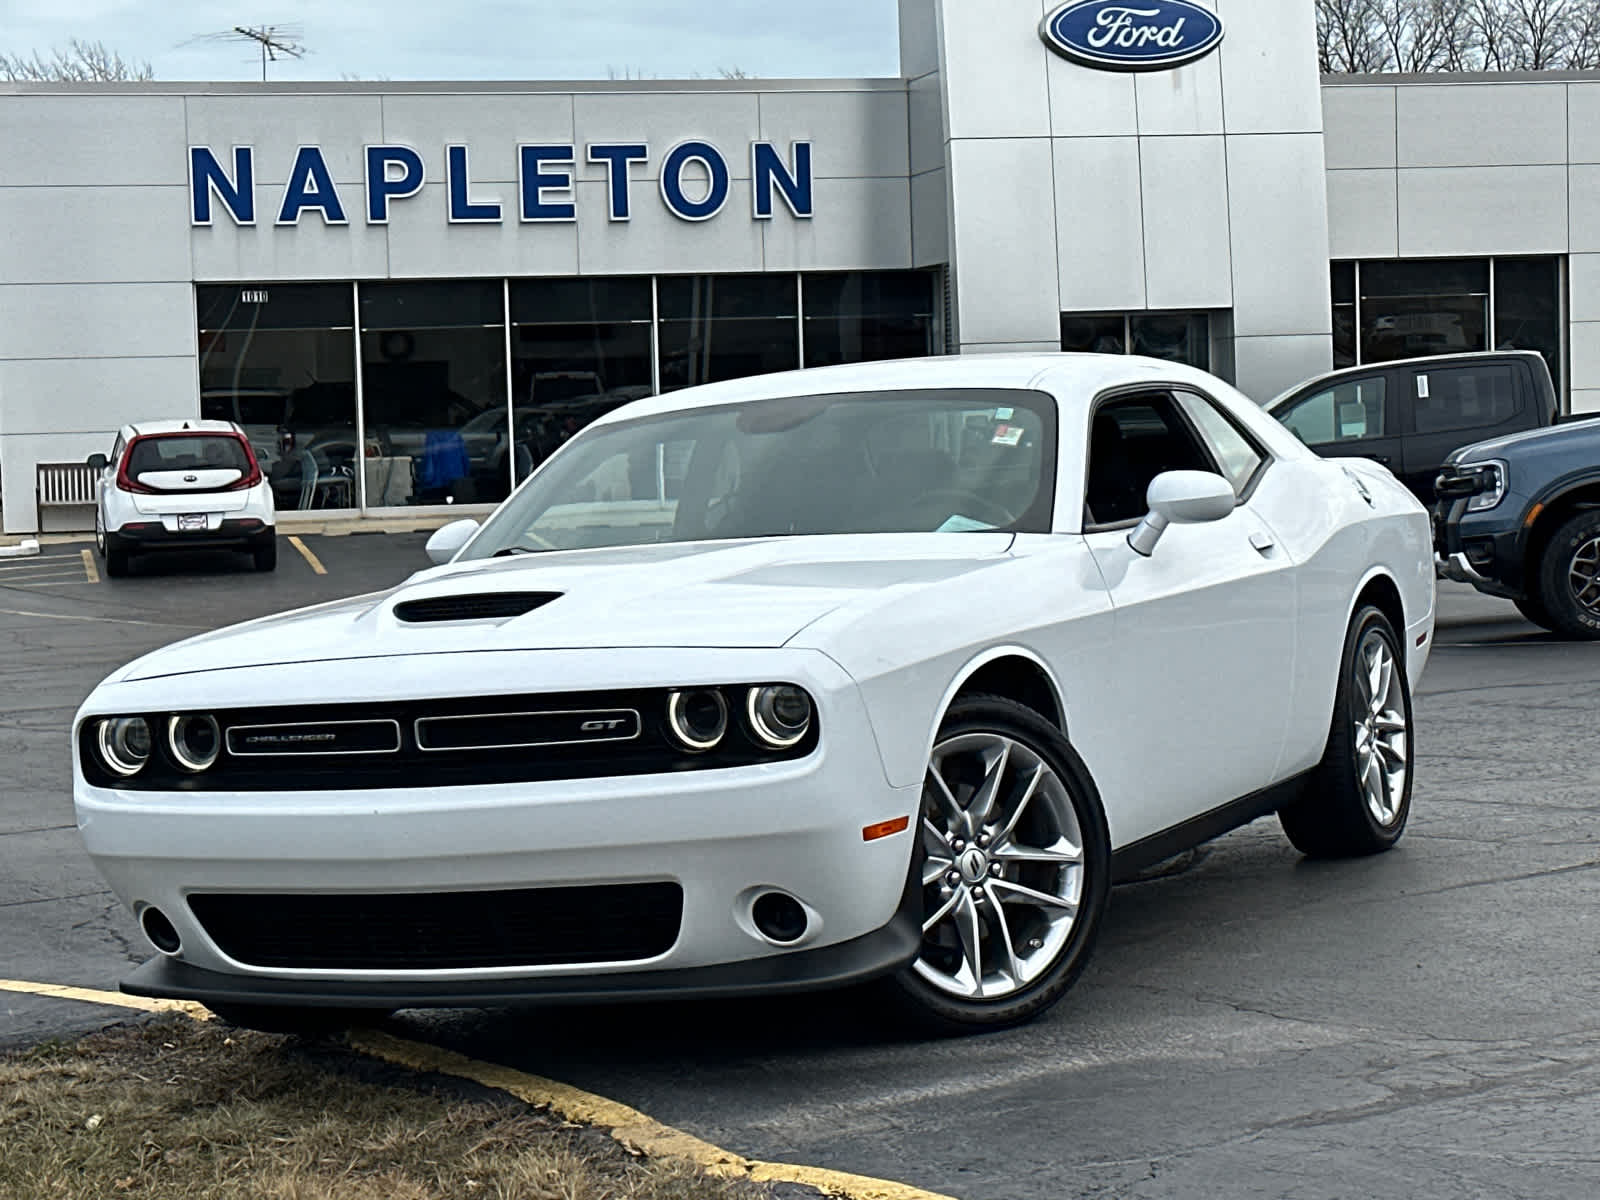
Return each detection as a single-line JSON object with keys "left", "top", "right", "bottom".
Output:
{"left": 0, "top": 0, "right": 903, "bottom": 81}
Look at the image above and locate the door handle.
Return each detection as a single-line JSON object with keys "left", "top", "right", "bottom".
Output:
{"left": 1249, "top": 531, "right": 1275, "bottom": 554}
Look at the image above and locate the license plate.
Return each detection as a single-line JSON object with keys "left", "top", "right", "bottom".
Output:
{"left": 177, "top": 514, "right": 207, "bottom": 532}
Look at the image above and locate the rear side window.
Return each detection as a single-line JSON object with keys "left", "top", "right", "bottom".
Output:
{"left": 1280, "top": 377, "right": 1387, "bottom": 446}
{"left": 1412, "top": 365, "right": 1519, "bottom": 434}
{"left": 126, "top": 436, "right": 251, "bottom": 475}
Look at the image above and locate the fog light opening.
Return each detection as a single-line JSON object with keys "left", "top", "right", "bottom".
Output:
{"left": 140, "top": 906, "right": 182, "bottom": 956}
{"left": 751, "top": 891, "right": 809, "bottom": 944}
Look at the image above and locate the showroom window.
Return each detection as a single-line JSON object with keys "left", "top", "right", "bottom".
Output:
{"left": 657, "top": 275, "right": 800, "bottom": 391}
{"left": 801, "top": 271, "right": 938, "bottom": 367}
{"left": 359, "top": 280, "right": 509, "bottom": 507}
{"left": 509, "top": 278, "right": 655, "bottom": 484}
{"left": 197, "top": 283, "right": 357, "bottom": 512}
{"left": 1060, "top": 311, "right": 1213, "bottom": 370}
{"left": 1331, "top": 258, "right": 1563, "bottom": 392}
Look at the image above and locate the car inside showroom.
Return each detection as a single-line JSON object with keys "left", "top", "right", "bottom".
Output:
{"left": 0, "top": 0, "right": 1592, "bottom": 534}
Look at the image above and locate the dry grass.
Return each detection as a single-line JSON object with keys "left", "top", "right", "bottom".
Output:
{"left": 0, "top": 1017, "right": 773, "bottom": 1200}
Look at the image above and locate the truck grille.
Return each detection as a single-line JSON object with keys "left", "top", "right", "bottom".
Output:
{"left": 188, "top": 883, "right": 683, "bottom": 970}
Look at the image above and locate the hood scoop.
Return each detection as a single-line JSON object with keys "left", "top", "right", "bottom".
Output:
{"left": 394, "top": 592, "right": 562, "bottom": 623}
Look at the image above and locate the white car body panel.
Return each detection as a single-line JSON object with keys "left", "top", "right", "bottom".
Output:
{"left": 74, "top": 354, "right": 1435, "bottom": 1001}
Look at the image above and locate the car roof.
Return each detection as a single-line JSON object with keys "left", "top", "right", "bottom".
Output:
{"left": 124, "top": 419, "right": 243, "bottom": 438}
{"left": 586, "top": 353, "right": 1230, "bottom": 431}
{"left": 1265, "top": 350, "right": 1546, "bottom": 411}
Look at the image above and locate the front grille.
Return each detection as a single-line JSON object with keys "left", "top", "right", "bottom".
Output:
{"left": 189, "top": 883, "right": 683, "bottom": 970}
{"left": 394, "top": 592, "right": 560, "bottom": 623}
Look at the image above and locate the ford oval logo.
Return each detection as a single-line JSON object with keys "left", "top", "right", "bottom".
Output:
{"left": 1040, "top": 1, "right": 1224, "bottom": 72}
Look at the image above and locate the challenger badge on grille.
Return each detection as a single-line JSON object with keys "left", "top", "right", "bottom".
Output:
{"left": 225, "top": 719, "right": 402, "bottom": 756}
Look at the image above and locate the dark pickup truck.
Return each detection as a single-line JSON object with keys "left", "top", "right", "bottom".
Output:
{"left": 1435, "top": 418, "right": 1600, "bottom": 638}
{"left": 1267, "top": 350, "right": 1558, "bottom": 503}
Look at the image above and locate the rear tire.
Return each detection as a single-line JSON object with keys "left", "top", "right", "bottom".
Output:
{"left": 103, "top": 544, "right": 130, "bottom": 578}
{"left": 204, "top": 1002, "right": 390, "bottom": 1037}
{"left": 1279, "top": 606, "right": 1412, "bottom": 858}
{"left": 885, "top": 695, "right": 1111, "bottom": 1035}
{"left": 1533, "top": 510, "right": 1600, "bottom": 639}
{"left": 252, "top": 541, "right": 277, "bottom": 572}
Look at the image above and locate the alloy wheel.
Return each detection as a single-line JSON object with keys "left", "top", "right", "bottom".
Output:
{"left": 1568, "top": 537, "right": 1600, "bottom": 612}
{"left": 1352, "top": 629, "right": 1408, "bottom": 827}
{"left": 915, "top": 732, "right": 1084, "bottom": 1000}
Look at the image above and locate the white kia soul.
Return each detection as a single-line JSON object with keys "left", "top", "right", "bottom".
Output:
{"left": 90, "top": 420, "right": 276, "bottom": 577}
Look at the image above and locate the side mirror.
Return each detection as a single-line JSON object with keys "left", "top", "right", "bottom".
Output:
{"left": 86, "top": 453, "right": 109, "bottom": 471}
{"left": 424, "top": 517, "right": 480, "bottom": 565}
{"left": 1127, "top": 470, "right": 1236, "bottom": 557}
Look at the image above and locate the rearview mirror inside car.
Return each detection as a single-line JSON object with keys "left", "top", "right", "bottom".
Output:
{"left": 1127, "top": 471, "right": 1236, "bottom": 557}
{"left": 425, "top": 518, "right": 480, "bottom": 565}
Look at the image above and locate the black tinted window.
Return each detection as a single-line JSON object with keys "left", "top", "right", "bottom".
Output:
{"left": 127, "top": 436, "right": 250, "bottom": 474}
{"left": 1412, "top": 365, "right": 1519, "bottom": 435}
{"left": 1085, "top": 394, "right": 1216, "bottom": 526}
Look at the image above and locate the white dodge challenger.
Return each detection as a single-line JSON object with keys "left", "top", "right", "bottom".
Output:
{"left": 74, "top": 355, "right": 1434, "bottom": 1034}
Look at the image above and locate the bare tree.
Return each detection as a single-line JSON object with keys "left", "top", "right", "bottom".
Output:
{"left": 0, "top": 38, "right": 153, "bottom": 81}
{"left": 1320, "top": 0, "right": 1600, "bottom": 70}
{"left": 1318, "top": 0, "right": 1389, "bottom": 71}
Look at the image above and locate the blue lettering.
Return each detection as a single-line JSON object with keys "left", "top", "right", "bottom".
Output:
{"left": 276, "top": 147, "right": 347, "bottom": 226}
{"left": 660, "top": 141, "right": 730, "bottom": 222}
{"left": 519, "top": 145, "right": 576, "bottom": 221}
{"left": 586, "top": 143, "right": 648, "bottom": 221}
{"left": 446, "top": 145, "right": 502, "bottom": 222}
{"left": 752, "top": 142, "right": 813, "bottom": 219}
{"left": 190, "top": 146, "right": 255, "bottom": 226}
{"left": 365, "top": 145, "right": 425, "bottom": 224}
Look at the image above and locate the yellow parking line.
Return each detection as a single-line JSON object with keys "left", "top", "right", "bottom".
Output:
{"left": 0, "top": 977, "right": 955, "bottom": 1200}
{"left": 288, "top": 535, "right": 326, "bottom": 575}
{"left": 81, "top": 548, "right": 100, "bottom": 584}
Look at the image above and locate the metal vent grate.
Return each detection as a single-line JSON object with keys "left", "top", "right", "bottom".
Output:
{"left": 393, "top": 592, "right": 560, "bottom": 623}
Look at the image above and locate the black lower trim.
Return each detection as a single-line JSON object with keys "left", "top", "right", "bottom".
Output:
{"left": 122, "top": 896, "right": 922, "bottom": 1010}
{"left": 111, "top": 520, "right": 274, "bottom": 552}
{"left": 1111, "top": 771, "right": 1313, "bottom": 883}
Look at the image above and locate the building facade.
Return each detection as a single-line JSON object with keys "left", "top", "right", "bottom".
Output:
{"left": 0, "top": 0, "right": 1590, "bottom": 532}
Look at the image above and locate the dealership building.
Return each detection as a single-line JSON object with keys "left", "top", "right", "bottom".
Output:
{"left": 0, "top": 0, "right": 1594, "bottom": 532}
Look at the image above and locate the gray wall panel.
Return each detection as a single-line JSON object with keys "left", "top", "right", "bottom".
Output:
{"left": 1569, "top": 165, "right": 1600, "bottom": 253}
{"left": 1229, "top": 135, "right": 1331, "bottom": 337}
{"left": 935, "top": 0, "right": 1051, "bottom": 140}
{"left": 1142, "top": 135, "right": 1232, "bottom": 311}
{"left": 1054, "top": 138, "right": 1146, "bottom": 312}
{"left": 1044, "top": 54, "right": 1137, "bottom": 138}
{"left": 947, "top": 137, "right": 1058, "bottom": 345}
{"left": 386, "top": 183, "right": 579, "bottom": 277}
{"left": 0, "top": 283, "right": 194, "bottom": 360}
{"left": 379, "top": 94, "right": 575, "bottom": 185}
{"left": 574, "top": 180, "right": 764, "bottom": 276}
{"left": 1232, "top": 333, "right": 1334, "bottom": 403}
{"left": 1568, "top": 84, "right": 1600, "bottom": 164}
{"left": 1396, "top": 84, "right": 1567, "bottom": 168}
{"left": 761, "top": 177, "right": 911, "bottom": 272}
{"left": 908, "top": 72, "right": 946, "bottom": 179}
{"left": 1567, "top": 321, "right": 1600, "bottom": 394}
{"left": 0, "top": 185, "right": 190, "bottom": 284}
{"left": 911, "top": 168, "right": 949, "bottom": 268}
{"left": 1567, "top": 253, "right": 1600, "bottom": 323}
{"left": 1216, "top": 0, "right": 1323, "bottom": 135}
{"left": 1326, "top": 169, "right": 1399, "bottom": 259}
{"left": 572, "top": 92, "right": 760, "bottom": 181}
{"left": 1133, "top": 58, "right": 1224, "bottom": 136}
{"left": 0, "top": 96, "right": 186, "bottom": 187}
{"left": 758, "top": 90, "right": 909, "bottom": 179}
{"left": 1399, "top": 166, "right": 1568, "bottom": 256}
{"left": 1321, "top": 86, "right": 1396, "bottom": 170}
{"left": 0, "top": 355, "right": 197, "bottom": 438}
{"left": 190, "top": 185, "right": 389, "bottom": 279}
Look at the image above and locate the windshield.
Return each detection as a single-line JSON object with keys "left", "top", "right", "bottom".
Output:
{"left": 460, "top": 388, "right": 1058, "bottom": 558}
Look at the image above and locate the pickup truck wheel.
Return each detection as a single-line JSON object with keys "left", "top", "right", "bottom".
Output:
{"left": 1513, "top": 592, "right": 1553, "bottom": 631}
{"left": 1535, "top": 511, "right": 1600, "bottom": 640}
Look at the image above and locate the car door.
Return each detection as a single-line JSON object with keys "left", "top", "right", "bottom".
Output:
{"left": 1078, "top": 390, "right": 1296, "bottom": 845}
{"left": 97, "top": 433, "right": 125, "bottom": 525}
{"left": 1276, "top": 371, "right": 1401, "bottom": 473}
{"left": 1399, "top": 359, "right": 1525, "bottom": 502}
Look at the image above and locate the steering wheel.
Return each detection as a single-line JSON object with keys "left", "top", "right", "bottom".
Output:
{"left": 909, "top": 489, "right": 1017, "bottom": 530}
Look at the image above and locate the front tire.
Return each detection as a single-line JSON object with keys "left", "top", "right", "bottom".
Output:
{"left": 1533, "top": 510, "right": 1600, "bottom": 639}
{"left": 1279, "top": 606, "right": 1412, "bottom": 858}
{"left": 1513, "top": 592, "right": 1553, "bottom": 631}
{"left": 886, "top": 695, "right": 1111, "bottom": 1034}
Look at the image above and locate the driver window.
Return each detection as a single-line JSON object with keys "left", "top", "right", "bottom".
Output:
{"left": 1083, "top": 393, "right": 1216, "bottom": 527}
{"left": 1281, "top": 377, "right": 1387, "bottom": 447}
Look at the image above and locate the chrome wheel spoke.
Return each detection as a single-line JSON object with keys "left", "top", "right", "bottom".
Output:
{"left": 1352, "top": 628, "right": 1409, "bottom": 829}
{"left": 923, "top": 854, "right": 955, "bottom": 886}
{"left": 991, "top": 876, "right": 1078, "bottom": 914}
{"left": 921, "top": 816, "right": 952, "bottom": 855}
{"left": 994, "top": 762, "right": 1046, "bottom": 843}
{"left": 1569, "top": 539, "right": 1600, "bottom": 611}
{"left": 966, "top": 741, "right": 1012, "bottom": 829}
{"left": 988, "top": 892, "right": 1024, "bottom": 984}
{"left": 922, "top": 889, "right": 961, "bottom": 936}
{"left": 953, "top": 892, "right": 984, "bottom": 995}
{"left": 924, "top": 766, "right": 964, "bottom": 829}
{"left": 994, "top": 838, "right": 1081, "bottom": 867}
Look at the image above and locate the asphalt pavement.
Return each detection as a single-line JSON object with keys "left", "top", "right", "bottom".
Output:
{"left": 3, "top": 535, "right": 1598, "bottom": 1199}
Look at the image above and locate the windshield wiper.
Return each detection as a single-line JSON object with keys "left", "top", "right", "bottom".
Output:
{"left": 491, "top": 546, "right": 539, "bottom": 557}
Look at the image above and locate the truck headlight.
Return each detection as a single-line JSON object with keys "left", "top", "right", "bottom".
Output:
{"left": 1465, "top": 460, "right": 1508, "bottom": 512}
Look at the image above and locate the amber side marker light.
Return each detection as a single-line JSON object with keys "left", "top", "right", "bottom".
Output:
{"left": 862, "top": 815, "right": 911, "bottom": 842}
{"left": 1525, "top": 502, "right": 1544, "bottom": 528}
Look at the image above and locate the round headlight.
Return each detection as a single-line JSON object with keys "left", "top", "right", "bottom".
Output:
{"left": 96, "top": 717, "right": 152, "bottom": 777}
{"left": 746, "top": 685, "right": 813, "bottom": 749}
{"left": 666, "top": 690, "right": 728, "bottom": 752}
{"left": 167, "top": 714, "right": 221, "bottom": 773}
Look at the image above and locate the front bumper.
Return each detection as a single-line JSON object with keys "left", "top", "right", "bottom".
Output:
{"left": 76, "top": 649, "right": 921, "bottom": 1006}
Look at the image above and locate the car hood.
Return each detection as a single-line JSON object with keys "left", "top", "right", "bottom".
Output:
{"left": 111, "top": 534, "right": 1018, "bottom": 682}
{"left": 1449, "top": 416, "right": 1600, "bottom": 463}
